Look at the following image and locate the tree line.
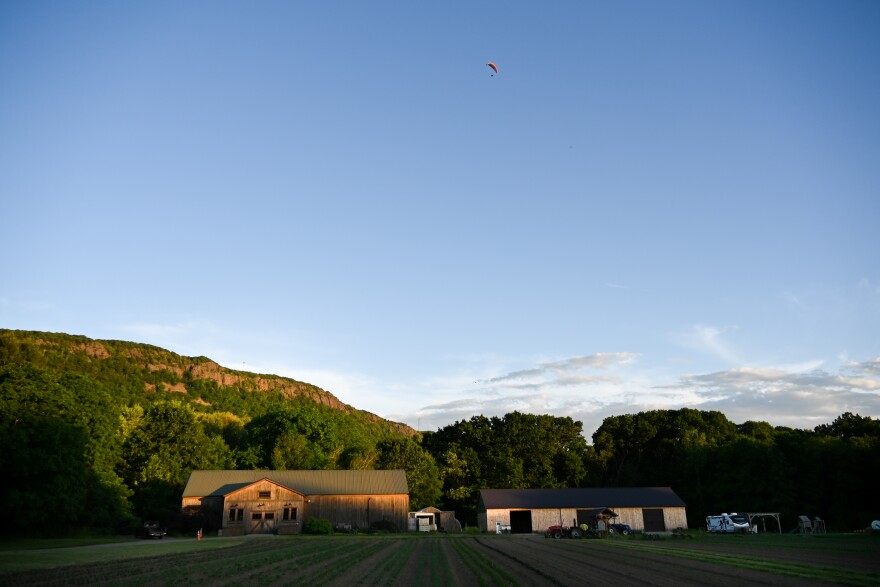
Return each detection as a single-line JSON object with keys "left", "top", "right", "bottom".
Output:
{"left": 424, "top": 410, "right": 880, "bottom": 531}
{"left": 1, "top": 338, "right": 878, "bottom": 535}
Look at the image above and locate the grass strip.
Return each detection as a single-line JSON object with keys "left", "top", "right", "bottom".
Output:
{"left": 0, "top": 537, "right": 136, "bottom": 551}
{"left": 0, "top": 538, "right": 243, "bottom": 574}
{"left": 600, "top": 540, "right": 879, "bottom": 587}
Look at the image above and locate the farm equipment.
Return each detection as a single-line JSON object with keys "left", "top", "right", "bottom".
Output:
{"left": 608, "top": 523, "right": 633, "bottom": 535}
{"left": 495, "top": 521, "right": 511, "bottom": 534}
{"left": 545, "top": 524, "right": 584, "bottom": 539}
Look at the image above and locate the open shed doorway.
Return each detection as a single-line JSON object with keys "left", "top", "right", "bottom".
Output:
{"left": 642, "top": 509, "right": 666, "bottom": 532}
{"left": 509, "top": 510, "right": 533, "bottom": 534}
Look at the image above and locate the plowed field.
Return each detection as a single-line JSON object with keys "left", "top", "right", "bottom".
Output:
{"left": 2, "top": 533, "right": 878, "bottom": 586}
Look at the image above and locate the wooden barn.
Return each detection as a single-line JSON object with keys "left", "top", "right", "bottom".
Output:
{"left": 478, "top": 487, "right": 688, "bottom": 534}
{"left": 182, "top": 470, "right": 409, "bottom": 535}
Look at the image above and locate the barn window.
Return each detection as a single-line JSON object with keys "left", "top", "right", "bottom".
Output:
{"left": 283, "top": 507, "right": 297, "bottom": 521}
{"left": 252, "top": 512, "right": 262, "bottom": 520}
{"left": 259, "top": 491, "right": 271, "bottom": 499}
{"left": 265, "top": 513, "right": 274, "bottom": 520}
{"left": 229, "top": 508, "right": 236, "bottom": 521}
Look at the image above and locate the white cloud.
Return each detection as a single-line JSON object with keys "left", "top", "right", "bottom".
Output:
{"left": 766, "top": 359, "right": 825, "bottom": 373}
{"left": 477, "top": 352, "right": 638, "bottom": 385}
{"left": 780, "top": 291, "right": 806, "bottom": 312}
{"left": 846, "top": 357, "right": 880, "bottom": 376}
{"left": 386, "top": 354, "right": 880, "bottom": 439}
{"left": 670, "top": 324, "right": 742, "bottom": 364}
{"left": 665, "top": 363, "right": 880, "bottom": 429}
{"left": 112, "top": 320, "right": 879, "bottom": 440}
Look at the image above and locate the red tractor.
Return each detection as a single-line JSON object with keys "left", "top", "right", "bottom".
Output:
{"left": 544, "top": 524, "right": 584, "bottom": 539}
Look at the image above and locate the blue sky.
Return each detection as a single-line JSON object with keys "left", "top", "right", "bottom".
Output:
{"left": 2, "top": 1, "right": 878, "bottom": 437}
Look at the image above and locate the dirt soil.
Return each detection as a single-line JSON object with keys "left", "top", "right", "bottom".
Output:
{"left": 459, "top": 535, "right": 859, "bottom": 586}
{"left": 2, "top": 534, "right": 877, "bottom": 587}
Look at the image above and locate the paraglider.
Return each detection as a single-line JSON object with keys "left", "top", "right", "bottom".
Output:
{"left": 486, "top": 61, "right": 498, "bottom": 77}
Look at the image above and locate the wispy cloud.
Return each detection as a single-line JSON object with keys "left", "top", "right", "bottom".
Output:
{"left": 385, "top": 354, "right": 880, "bottom": 439}
{"left": 477, "top": 352, "right": 638, "bottom": 385}
{"left": 665, "top": 364, "right": 880, "bottom": 429}
{"left": 382, "top": 352, "right": 652, "bottom": 434}
{"left": 670, "top": 324, "right": 742, "bottom": 364}
{"left": 844, "top": 357, "right": 880, "bottom": 377}
{"left": 204, "top": 353, "right": 880, "bottom": 437}
{"left": 780, "top": 291, "right": 807, "bottom": 313}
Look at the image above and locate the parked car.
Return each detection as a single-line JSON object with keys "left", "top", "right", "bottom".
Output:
{"left": 136, "top": 521, "right": 167, "bottom": 539}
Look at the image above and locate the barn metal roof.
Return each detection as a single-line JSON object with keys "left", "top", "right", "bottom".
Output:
{"left": 183, "top": 470, "right": 409, "bottom": 498}
{"left": 479, "top": 487, "right": 686, "bottom": 509}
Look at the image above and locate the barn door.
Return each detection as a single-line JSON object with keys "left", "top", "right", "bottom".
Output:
{"left": 576, "top": 510, "right": 592, "bottom": 528}
{"left": 642, "top": 509, "right": 666, "bottom": 532}
{"left": 509, "top": 510, "right": 532, "bottom": 534}
{"left": 250, "top": 512, "right": 277, "bottom": 534}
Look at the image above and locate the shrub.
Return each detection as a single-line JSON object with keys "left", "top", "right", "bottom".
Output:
{"left": 369, "top": 519, "right": 399, "bottom": 533}
{"left": 463, "top": 525, "right": 482, "bottom": 534}
{"left": 303, "top": 518, "right": 333, "bottom": 535}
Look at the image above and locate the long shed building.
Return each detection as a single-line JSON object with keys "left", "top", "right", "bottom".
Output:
{"left": 478, "top": 487, "right": 687, "bottom": 534}
{"left": 182, "top": 470, "right": 409, "bottom": 535}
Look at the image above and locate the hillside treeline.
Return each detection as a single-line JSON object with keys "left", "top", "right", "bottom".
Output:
{"left": 0, "top": 362, "right": 442, "bottom": 536}
{"left": 1, "top": 330, "right": 878, "bottom": 535}
{"left": 426, "top": 410, "right": 880, "bottom": 531}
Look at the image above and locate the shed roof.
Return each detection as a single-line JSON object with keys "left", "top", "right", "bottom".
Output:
{"left": 580, "top": 507, "right": 619, "bottom": 519}
{"left": 183, "top": 470, "right": 409, "bottom": 498}
{"left": 479, "top": 487, "right": 686, "bottom": 510}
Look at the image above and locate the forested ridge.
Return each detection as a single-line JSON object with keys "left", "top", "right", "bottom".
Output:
{"left": 1, "top": 329, "right": 877, "bottom": 536}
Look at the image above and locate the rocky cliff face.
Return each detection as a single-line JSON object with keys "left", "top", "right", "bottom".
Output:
{"left": 3, "top": 329, "right": 416, "bottom": 437}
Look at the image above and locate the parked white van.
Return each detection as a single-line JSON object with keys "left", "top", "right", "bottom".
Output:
{"left": 706, "top": 512, "right": 751, "bottom": 533}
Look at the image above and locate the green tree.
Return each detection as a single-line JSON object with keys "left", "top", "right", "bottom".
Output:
{"left": 737, "top": 420, "right": 776, "bottom": 442}
{"left": 120, "top": 401, "right": 233, "bottom": 519}
{"left": 424, "top": 412, "right": 591, "bottom": 524}
{"left": 815, "top": 412, "right": 880, "bottom": 439}
{"left": 376, "top": 437, "right": 442, "bottom": 510}
{"left": 592, "top": 409, "right": 737, "bottom": 486}
{"left": 0, "top": 415, "right": 89, "bottom": 533}
{"left": 340, "top": 444, "right": 379, "bottom": 470}
{"left": 0, "top": 364, "right": 133, "bottom": 534}
{"left": 242, "top": 401, "right": 342, "bottom": 469}
{"left": 271, "top": 430, "right": 325, "bottom": 469}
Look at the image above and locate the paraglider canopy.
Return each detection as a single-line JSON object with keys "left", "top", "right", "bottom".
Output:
{"left": 486, "top": 62, "right": 499, "bottom": 76}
